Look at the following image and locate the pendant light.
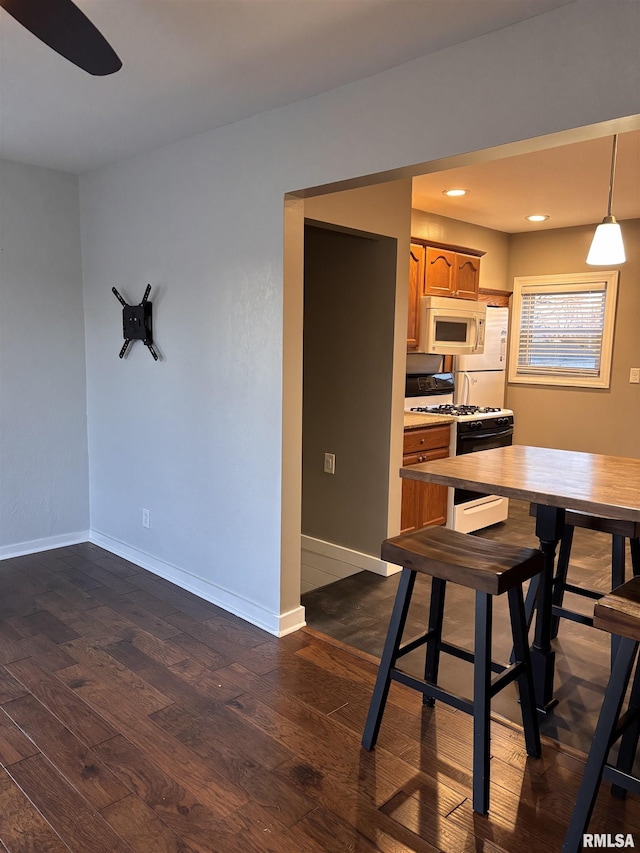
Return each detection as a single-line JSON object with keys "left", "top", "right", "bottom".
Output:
{"left": 586, "top": 135, "right": 626, "bottom": 265}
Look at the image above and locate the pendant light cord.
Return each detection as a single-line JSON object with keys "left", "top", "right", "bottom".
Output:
{"left": 606, "top": 135, "right": 618, "bottom": 218}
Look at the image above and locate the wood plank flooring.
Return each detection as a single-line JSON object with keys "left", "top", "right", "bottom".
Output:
{"left": 0, "top": 541, "right": 638, "bottom": 852}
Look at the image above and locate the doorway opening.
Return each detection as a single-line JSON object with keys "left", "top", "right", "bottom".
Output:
{"left": 301, "top": 221, "right": 398, "bottom": 595}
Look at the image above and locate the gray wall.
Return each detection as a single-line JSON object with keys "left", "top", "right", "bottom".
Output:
{"left": 302, "top": 224, "right": 396, "bottom": 555}
{"left": 0, "top": 160, "right": 89, "bottom": 554}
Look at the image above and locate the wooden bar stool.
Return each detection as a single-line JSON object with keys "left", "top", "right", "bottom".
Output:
{"left": 526, "top": 505, "right": 640, "bottom": 643}
{"left": 563, "top": 577, "right": 640, "bottom": 853}
{"left": 361, "top": 525, "right": 544, "bottom": 815}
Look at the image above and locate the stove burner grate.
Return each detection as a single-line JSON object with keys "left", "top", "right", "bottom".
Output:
{"left": 410, "top": 404, "right": 502, "bottom": 415}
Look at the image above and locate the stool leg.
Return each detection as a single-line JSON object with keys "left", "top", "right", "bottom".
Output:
{"left": 610, "top": 535, "right": 626, "bottom": 667}
{"left": 562, "top": 637, "right": 638, "bottom": 853}
{"left": 512, "top": 573, "right": 538, "bottom": 668}
{"left": 551, "top": 524, "right": 574, "bottom": 639}
{"left": 611, "top": 534, "right": 626, "bottom": 589}
{"left": 522, "top": 573, "right": 538, "bottom": 632}
{"left": 473, "top": 590, "right": 492, "bottom": 815}
{"left": 611, "top": 650, "right": 640, "bottom": 799}
{"left": 362, "top": 568, "right": 416, "bottom": 750}
{"left": 424, "top": 577, "right": 446, "bottom": 707}
{"left": 631, "top": 538, "right": 640, "bottom": 577}
{"left": 508, "top": 585, "right": 541, "bottom": 759}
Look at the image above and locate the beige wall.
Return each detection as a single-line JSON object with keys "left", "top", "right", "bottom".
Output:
{"left": 302, "top": 181, "right": 412, "bottom": 559}
{"left": 506, "top": 219, "right": 640, "bottom": 457}
{"left": 411, "top": 209, "right": 511, "bottom": 291}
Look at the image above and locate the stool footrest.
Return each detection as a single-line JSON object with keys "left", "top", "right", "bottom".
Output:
{"left": 439, "top": 640, "right": 506, "bottom": 675}
{"left": 391, "top": 655, "right": 526, "bottom": 708}
{"left": 562, "top": 583, "right": 602, "bottom": 601}
{"left": 552, "top": 605, "right": 594, "bottom": 628}
{"left": 391, "top": 667, "right": 474, "bottom": 715}
{"left": 397, "top": 631, "right": 431, "bottom": 659}
{"left": 612, "top": 704, "right": 640, "bottom": 742}
{"left": 602, "top": 765, "right": 640, "bottom": 797}
{"left": 489, "top": 661, "right": 527, "bottom": 698}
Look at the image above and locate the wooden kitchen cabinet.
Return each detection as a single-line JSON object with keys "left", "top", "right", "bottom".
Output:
{"left": 423, "top": 246, "right": 455, "bottom": 297}
{"left": 407, "top": 243, "right": 425, "bottom": 350}
{"left": 400, "top": 424, "right": 450, "bottom": 533}
{"left": 451, "top": 251, "right": 481, "bottom": 300}
{"left": 424, "top": 244, "right": 481, "bottom": 300}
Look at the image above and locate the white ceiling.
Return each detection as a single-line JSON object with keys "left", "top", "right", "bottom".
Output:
{"left": 412, "top": 130, "right": 640, "bottom": 233}
{"left": 1, "top": 0, "right": 637, "bottom": 234}
{"left": 0, "top": 0, "right": 573, "bottom": 174}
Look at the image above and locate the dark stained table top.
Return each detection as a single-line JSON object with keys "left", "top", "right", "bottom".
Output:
{"left": 400, "top": 445, "right": 640, "bottom": 523}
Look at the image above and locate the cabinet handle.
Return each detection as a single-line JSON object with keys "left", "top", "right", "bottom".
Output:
{"left": 419, "top": 438, "right": 425, "bottom": 445}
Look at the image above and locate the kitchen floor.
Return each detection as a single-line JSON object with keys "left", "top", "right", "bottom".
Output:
{"left": 302, "top": 500, "right": 635, "bottom": 757}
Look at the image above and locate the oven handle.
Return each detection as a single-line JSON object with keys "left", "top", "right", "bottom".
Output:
{"left": 457, "top": 426, "right": 513, "bottom": 443}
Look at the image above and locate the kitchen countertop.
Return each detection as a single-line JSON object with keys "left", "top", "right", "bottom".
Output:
{"left": 404, "top": 412, "right": 455, "bottom": 429}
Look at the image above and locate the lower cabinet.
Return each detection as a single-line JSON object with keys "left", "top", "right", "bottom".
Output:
{"left": 400, "top": 425, "right": 450, "bottom": 534}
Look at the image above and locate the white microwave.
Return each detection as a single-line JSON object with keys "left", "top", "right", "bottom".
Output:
{"left": 417, "top": 295, "right": 486, "bottom": 355}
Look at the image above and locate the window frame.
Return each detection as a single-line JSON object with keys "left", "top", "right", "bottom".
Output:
{"left": 508, "top": 271, "right": 619, "bottom": 389}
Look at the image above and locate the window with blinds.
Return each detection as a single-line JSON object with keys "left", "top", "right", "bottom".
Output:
{"left": 508, "top": 272, "right": 618, "bottom": 388}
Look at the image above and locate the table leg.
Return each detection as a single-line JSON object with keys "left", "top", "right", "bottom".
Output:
{"left": 531, "top": 504, "right": 565, "bottom": 713}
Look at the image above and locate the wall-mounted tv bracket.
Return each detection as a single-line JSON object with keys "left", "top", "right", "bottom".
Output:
{"left": 112, "top": 284, "right": 159, "bottom": 361}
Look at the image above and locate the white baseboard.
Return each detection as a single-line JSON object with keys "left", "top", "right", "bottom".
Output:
{"left": 89, "top": 530, "right": 305, "bottom": 637}
{"left": 0, "top": 530, "right": 91, "bottom": 561}
{"left": 301, "top": 534, "right": 400, "bottom": 592}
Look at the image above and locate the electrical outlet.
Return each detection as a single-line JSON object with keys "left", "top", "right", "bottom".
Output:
{"left": 142, "top": 508, "right": 150, "bottom": 528}
{"left": 630, "top": 368, "right": 640, "bottom": 384}
{"left": 323, "top": 452, "right": 336, "bottom": 475}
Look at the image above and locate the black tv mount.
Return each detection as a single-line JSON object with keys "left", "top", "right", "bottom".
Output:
{"left": 112, "top": 284, "right": 159, "bottom": 361}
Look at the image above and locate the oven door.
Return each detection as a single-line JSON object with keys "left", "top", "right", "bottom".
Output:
{"left": 456, "top": 425, "right": 513, "bottom": 456}
{"left": 454, "top": 424, "right": 513, "bottom": 505}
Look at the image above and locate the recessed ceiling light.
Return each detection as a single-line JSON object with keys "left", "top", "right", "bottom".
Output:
{"left": 525, "top": 214, "right": 550, "bottom": 222}
{"left": 443, "top": 188, "right": 468, "bottom": 197}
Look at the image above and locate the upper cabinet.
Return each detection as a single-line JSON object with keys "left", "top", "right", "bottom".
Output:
{"left": 407, "top": 239, "right": 485, "bottom": 350}
{"left": 424, "top": 243, "right": 482, "bottom": 300}
{"left": 407, "top": 243, "right": 425, "bottom": 350}
{"left": 449, "top": 251, "right": 481, "bottom": 300}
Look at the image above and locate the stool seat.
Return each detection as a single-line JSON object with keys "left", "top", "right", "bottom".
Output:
{"left": 364, "top": 526, "right": 543, "bottom": 815}
{"left": 382, "top": 526, "right": 543, "bottom": 595}
{"left": 563, "top": 576, "right": 640, "bottom": 852}
{"left": 594, "top": 576, "right": 640, "bottom": 641}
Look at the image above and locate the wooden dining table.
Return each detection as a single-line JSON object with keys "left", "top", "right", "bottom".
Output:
{"left": 400, "top": 445, "right": 640, "bottom": 712}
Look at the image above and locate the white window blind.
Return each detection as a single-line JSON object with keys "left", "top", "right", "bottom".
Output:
{"left": 509, "top": 272, "right": 618, "bottom": 389}
{"left": 517, "top": 288, "right": 606, "bottom": 376}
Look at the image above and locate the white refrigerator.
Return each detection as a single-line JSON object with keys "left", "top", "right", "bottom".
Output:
{"left": 453, "top": 306, "right": 509, "bottom": 407}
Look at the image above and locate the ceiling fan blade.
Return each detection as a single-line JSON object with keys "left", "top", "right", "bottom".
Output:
{"left": 0, "top": 0, "right": 121, "bottom": 75}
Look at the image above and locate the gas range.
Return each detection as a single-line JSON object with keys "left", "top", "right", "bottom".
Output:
{"left": 406, "top": 402, "right": 513, "bottom": 424}
{"left": 404, "top": 372, "right": 512, "bottom": 427}
{"left": 404, "top": 370, "right": 514, "bottom": 534}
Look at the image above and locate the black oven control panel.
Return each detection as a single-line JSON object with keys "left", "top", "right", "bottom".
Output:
{"left": 458, "top": 414, "right": 513, "bottom": 435}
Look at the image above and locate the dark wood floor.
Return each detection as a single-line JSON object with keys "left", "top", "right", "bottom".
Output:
{"left": 303, "top": 500, "right": 639, "bottom": 756}
{"left": 0, "top": 540, "right": 638, "bottom": 852}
